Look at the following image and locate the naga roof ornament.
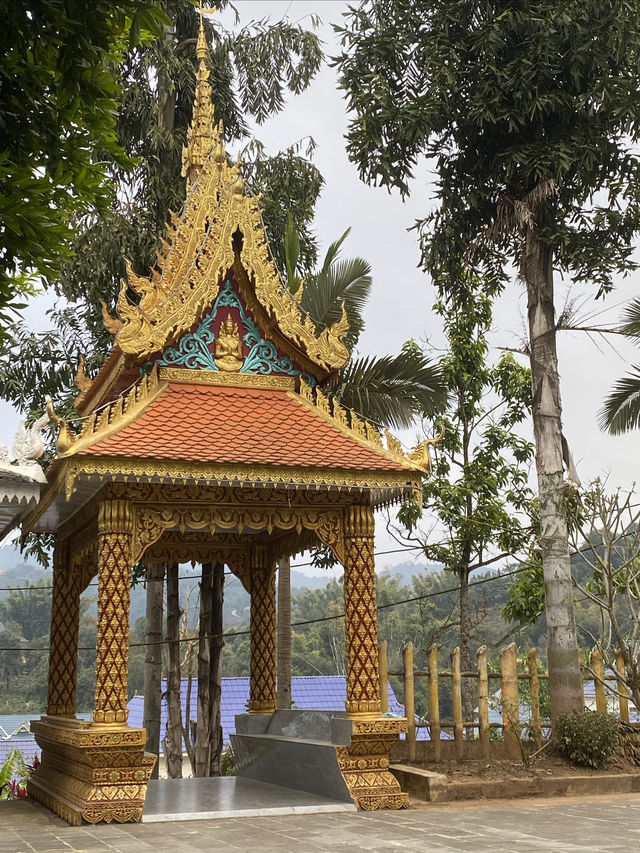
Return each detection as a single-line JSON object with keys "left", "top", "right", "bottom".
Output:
{"left": 113, "top": 11, "right": 350, "bottom": 377}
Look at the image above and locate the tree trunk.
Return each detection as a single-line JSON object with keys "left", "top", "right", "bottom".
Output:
{"left": 524, "top": 230, "right": 582, "bottom": 720}
{"left": 165, "top": 561, "right": 183, "bottom": 778}
{"left": 459, "top": 568, "right": 474, "bottom": 730}
{"left": 194, "top": 562, "right": 213, "bottom": 777}
{"left": 208, "top": 562, "right": 225, "bottom": 776}
{"left": 276, "top": 556, "right": 292, "bottom": 710}
{"left": 144, "top": 560, "right": 165, "bottom": 781}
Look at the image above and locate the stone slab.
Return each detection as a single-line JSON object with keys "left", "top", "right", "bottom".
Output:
{"left": 141, "top": 776, "right": 356, "bottom": 822}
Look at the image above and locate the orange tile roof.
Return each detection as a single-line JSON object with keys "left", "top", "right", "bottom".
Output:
{"left": 78, "top": 382, "right": 411, "bottom": 472}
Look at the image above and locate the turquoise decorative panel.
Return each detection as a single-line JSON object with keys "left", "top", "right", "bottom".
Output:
{"left": 153, "top": 280, "right": 316, "bottom": 384}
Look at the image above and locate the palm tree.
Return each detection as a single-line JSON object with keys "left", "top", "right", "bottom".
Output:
{"left": 600, "top": 297, "right": 640, "bottom": 434}
{"left": 276, "top": 220, "right": 446, "bottom": 709}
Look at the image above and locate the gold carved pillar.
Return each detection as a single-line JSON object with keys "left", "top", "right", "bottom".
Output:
{"left": 94, "top": 499, "right": 134, "bottom": 723}
{"left": 336, "top": 503, "right": 409, "bottom": 811}
{"left": 46, "top": 543, "right": 81, "bottom": 716}
{"left": 343, "top": 504, "right": 381, "bottom": 716}
{"left": 248, "top": 545, "right": 276, "bottom": 714}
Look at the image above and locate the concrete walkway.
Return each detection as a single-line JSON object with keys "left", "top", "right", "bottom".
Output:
{"left": 3, "top": 792, "right": 640, "bottom": 852}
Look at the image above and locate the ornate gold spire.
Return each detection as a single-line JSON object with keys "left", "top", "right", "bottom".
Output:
{"left": 114, "top": 2, "right": 350, "bottom": 377}
{"left": 181, "top": 7, "right": 220, "bottom": 187}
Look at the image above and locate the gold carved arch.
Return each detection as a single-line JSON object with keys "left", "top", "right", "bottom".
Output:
{"left": 132, "top": 504, "right": 345, "bottom": 569}
{"left": 143, "top": 531, "right": 252, "bottom": 591}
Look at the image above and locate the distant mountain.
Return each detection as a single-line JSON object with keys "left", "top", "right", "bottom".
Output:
{"left": 377, "top": 559, "right": 441, "bottom": 587}
{"left": 290, "top": 570, "right": 334, "bottom": 590}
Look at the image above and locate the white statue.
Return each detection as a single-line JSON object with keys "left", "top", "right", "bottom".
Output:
{"left": 11, "top": 409, "right": 51, "bottom": 467}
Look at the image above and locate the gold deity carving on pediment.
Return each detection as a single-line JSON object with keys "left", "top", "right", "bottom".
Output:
{"left": 215, "top": 314, "right": 244, "bottom": 372}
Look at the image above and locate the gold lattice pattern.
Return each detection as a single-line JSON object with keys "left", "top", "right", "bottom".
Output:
{"left": 47, "top": 557, "right": 81, "bottom": 716}
{"left": 94, "top": 502, "right": 133, "bottom": 723}
{"left": 249, "top": 567, "right": 276, "bottom": 713}
{"left": 344, "top": 508, "right": 381, "bottom": 715}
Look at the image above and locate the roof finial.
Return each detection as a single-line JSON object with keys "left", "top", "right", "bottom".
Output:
{"left": 181, "top": 3, "right": 221, "bottom": 188}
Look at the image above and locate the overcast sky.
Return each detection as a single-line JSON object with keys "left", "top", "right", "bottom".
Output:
{"left": 2, "top": 0, "right": 639, "bottom": 573}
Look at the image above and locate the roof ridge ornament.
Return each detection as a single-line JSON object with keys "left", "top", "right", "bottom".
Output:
{"left": 181, "top": 5, "right": 220, "bottom": 189}
{"left": 54, "top": 365, "right": 166, "bottom": 459}
{"left": 297, "top": 378, "right": 430, "bottom": 472}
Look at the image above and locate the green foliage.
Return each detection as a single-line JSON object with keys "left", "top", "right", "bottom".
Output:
{"left": 0, "top": 1, "right": 166, "bottom": 320}
{"left": 0, "top": 749, "right": 28, "bottom": 800}
{"left": 219, "top": 744, "right": 236, "bottom": 776}
{"left": 333, "top": 347, "right": 445, "bottom": 430}
{"left": 299, "top": 227, "right": 371, "bottom": 353}
{"left": 556, "top": 711, "right": 618, "bottom": 769}
{"left": 503, "top": 558, "right": 545, "bottom": 626}
{"left": 336, "top": 0, "right": 640, "bottom": 292}
{"left": 402, "top": 275, "right": 536, "bottom": 647}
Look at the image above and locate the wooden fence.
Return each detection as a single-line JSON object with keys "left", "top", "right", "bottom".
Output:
{"left": 379, "top": 641, "right": 633, "bottom": 761}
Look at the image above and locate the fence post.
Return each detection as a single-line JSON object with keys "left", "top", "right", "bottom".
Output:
{"left": 500, "top": 642, "right": 520, "bottom": 760}
{"left": 428, "top": 644, "right": 441, "bottom": 760}
{"left": 592, "top": 649, "right": 606, "bottom": 713}
{"left": 476, "top": 645, "right": 490, "bottom": 759}
{"left": 403, "top": 641, "right": 416, "bottom": 761}
{"left": 616, "top": 650, "right": 630, "bottom": 723}
{"left": 528, "top": 648, "right": 542, "bottom": 750}
{"left": 451, "top": 646, "right": 464, "bottom": 760}
{"left": 379, "top": 641, "right": 389, "bottom": 714}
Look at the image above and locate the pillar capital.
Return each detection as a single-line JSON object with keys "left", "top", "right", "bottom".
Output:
{"left": 250, "top": 544, "right": 269, "bottom": 572}
{"left": 97, "top": 499, "right": 133, "bottom": 534}
{"left": 344, "top": 504, "right": 374, "bottom": 538}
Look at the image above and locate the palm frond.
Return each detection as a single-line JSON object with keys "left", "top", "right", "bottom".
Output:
{"left": 599, "top": 367, "right": 640, "bottom": 434}
{"left": 620, "top": 297, "right": 640, "bottom": 340}
{"left": 332, "top": 352, "right": 446, "bottom": 430}
{"left": 320, "top": 227, "right": 351, "bottom": 275}
{"left": 302, "top": 257, "right": 371, "bottom": 349}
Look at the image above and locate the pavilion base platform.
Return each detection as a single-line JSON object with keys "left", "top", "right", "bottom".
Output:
{"left": 231, "top": 710, "right": 409, "bottom": 811}
{"left": 142, "top": 776, "right": 357, "bottom": 822}
{"left": 27, "top": 716, "right": 156, "bottom": 826}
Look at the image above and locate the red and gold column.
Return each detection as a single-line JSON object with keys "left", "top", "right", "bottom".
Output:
{"left": 94, "top": 499, "right": 133, "bottom": 723}
{"left": 249, "top": 545, "right": 276, "bottom": 714}
{"left": 337, "top": 503, "right": 409, "bottom": 810}
{"left": 28, "top": 500, "right": 155, "bottom": 826}
{"left": 343, "top": 504, "right": 381, "bottom": 715}
{"left": 46, "top": 543, "right": 81, "bottom": 717}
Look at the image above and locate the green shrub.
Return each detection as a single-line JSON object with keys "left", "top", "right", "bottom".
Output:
{"left": 555, "top": 711, "right": 618, "bottom": 769}
{"left": 220, "top": 745, "right": 236, "bottom": 776}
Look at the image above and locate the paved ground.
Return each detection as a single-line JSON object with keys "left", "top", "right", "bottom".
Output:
{"left": 3, "top": 792, "right": 640, "bottom": 852}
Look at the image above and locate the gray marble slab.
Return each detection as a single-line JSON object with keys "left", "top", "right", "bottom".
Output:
{"left": 142, "top": 776, "right": 356, "bottom": 823}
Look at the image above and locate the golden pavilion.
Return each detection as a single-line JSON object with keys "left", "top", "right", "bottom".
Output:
{"left": 23, "top": 17, "right": 432, "bottom": 825}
